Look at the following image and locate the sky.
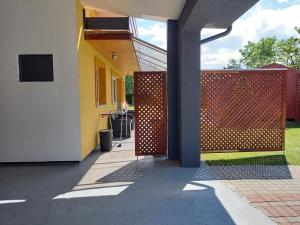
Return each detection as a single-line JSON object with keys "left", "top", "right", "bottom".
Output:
{"left": 136, "top": 0, "right": 300, "bottom": 69}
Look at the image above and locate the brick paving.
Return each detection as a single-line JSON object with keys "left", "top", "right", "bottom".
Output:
{"left": 223, "top": 166, "right": 300, "bottom": 225}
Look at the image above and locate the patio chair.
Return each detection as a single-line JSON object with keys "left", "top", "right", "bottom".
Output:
{"left": 111, "top": 116, "right": 132, "bottom": 138}
{"left": 115, "top": 113, "right": 134, "bottom": 130}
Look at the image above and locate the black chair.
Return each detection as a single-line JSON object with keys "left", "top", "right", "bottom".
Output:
{"left": 115, "top": 113, "right": 134, "bottom": 130}
{"left": 111, "top": 116, "right": 132, "bottom": 138}
{"left": 127, "top": 110, "right": 134, "bottom": 117}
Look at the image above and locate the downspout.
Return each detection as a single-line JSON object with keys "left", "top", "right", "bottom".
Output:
{"left": 200, "top": 25, "right": 232, "bottom": 45}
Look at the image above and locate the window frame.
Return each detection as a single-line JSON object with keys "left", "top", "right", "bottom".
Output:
{"left": 95, "top": 65, "right": 107, "bottom": 107}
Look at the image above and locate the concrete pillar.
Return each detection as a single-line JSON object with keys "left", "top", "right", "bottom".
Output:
{"left": 178, "top": 30, "right": 201, "bottom": 167}
{"left": 167, "top": 20, "right": 179, "bottom": 160}
{"left": 166, "top": 0, "right": 202, "bottom": 167}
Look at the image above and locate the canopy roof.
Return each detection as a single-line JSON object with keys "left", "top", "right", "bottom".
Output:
{"left": 132, "top": 37, "right": 167, "bottom": 72}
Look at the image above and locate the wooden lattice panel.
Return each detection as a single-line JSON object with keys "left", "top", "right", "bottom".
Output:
{"left": 200, "top": 70, "right": 287, "bottom": 152}
{"left": 134, "top": 71, "right": 167, "bottom": 156}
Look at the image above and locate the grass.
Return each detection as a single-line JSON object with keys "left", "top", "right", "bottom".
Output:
{"left": 127, "top": 105, "right": 134, "bottom": 110}
{"left": 202, "top": 122, "right": 300, "bottom": 166}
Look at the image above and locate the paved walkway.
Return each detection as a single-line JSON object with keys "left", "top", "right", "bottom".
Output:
{"left": 0, "top": 133, "right": 275, "bottom": 225}
{"left": 224, "top": 167, "right": 300, "bottom": 225}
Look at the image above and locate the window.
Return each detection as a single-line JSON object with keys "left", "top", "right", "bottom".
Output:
{"left": 95, "top": 66, "right": 106, "bottom": 106}
{"left": 112, "top": 76, "right": 117, "bottom": 104}
{"left": 18, "top": 54, "right": 53, "bottom": 82}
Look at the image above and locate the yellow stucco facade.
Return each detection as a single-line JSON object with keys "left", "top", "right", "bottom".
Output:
{"left": 77, "top": 1, "right": 126, "bottom": 159}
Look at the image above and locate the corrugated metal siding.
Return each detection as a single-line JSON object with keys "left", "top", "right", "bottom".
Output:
{"left": 296, "top": 74, "right": 300, "bottom": 122}
{"left": 261, "top": 64, "right": 299, "bottom": 120}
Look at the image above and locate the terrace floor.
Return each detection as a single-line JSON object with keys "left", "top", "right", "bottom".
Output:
{"left": 225, "top": 168, "right": 300, "bottom": 225}
{"left": 0, "top": 133, "right": 286, "bottom": 225}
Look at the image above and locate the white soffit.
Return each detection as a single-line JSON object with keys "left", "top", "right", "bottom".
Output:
{"left": 80, "top": 0, "right": 186, "bottom": 21}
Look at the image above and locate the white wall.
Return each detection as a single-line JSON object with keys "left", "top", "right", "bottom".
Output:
{"left": 0, "top": 0, "right": 81, "bottom": 162}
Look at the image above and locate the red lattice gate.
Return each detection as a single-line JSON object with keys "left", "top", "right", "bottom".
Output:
{"left": 200, "top": 70, "right": 287, "bottom": 152}
{"left": 134, "top": 71, "right": 167, "bottom": 156}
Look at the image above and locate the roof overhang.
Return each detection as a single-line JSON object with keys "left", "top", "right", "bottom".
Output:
{"left": 80, "top": 0, "right": 186, "bottom": 22}
{"left": 183, "top": 0, "right": 259, "bottom": 30}
{"left": 81, "top": 0, "right": 259, "bottom": 29}
{"left": 88, "top": 39, "right": 139, "bottom": 75}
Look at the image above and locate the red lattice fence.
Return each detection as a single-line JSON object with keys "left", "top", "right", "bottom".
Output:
{"left": 200, "top": 70, "right": 287, "bottom": 152}
{"left": 134, "top": 71, "right": 167, "bottom": 156}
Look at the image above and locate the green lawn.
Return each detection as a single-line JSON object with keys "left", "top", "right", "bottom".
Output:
{"left": 202, "top": 122, "right": 300, "bottom": 166}
{"left": 127, "top": 105, "right": 134, "bottom": 110}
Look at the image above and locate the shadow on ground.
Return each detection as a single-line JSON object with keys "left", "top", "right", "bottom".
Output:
{"left": 96, "top": 161, "right": 143, "bottom": 183}
{"left": 204, "top": 154, "right": 288, "bottom": 166}
{"left": 196, "top": 160, "right": 292, "bottom": 180}
{"left": 0, "top": 152, "right": 277, "bottom": 225}
{"left": 0, "top": 151, "right": 101, "bottom": 201}
{"left": 286, "top": 121, "right": 300, "bottom": 129}
{"left": 0, "top": 156, "right": 243, "bottom": 225}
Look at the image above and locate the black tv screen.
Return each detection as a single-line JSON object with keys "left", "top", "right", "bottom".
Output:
{"left": 18, "top": 54, "right": 54, "bottom": 82}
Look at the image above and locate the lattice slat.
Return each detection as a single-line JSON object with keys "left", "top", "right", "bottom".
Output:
{"left": 134, "top": 71, "right": 167, "bottom": 156}
{"left": 200, "top": 70, "right": 286, "bottom": 152}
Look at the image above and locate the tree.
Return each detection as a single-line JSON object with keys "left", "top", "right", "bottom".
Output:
{"left": 277, "top": 37, "right": 300, "bottom": 69}
{"left": 228, "top": 28, "right": 300, "bottom": 70}
{"left": 225, "top": 58, "right": 242, "bottom": 69}
{"left": 293, "top": 27, "right": 300, "bottom": 69}
{"left": 125, "top": 76, "right": 134, "bottom": 105}
{"left": 125, "top": 76, "right": 134, "bottom": 95}
{"left": 239, "top": 37, "right": 277, "bottom": 69}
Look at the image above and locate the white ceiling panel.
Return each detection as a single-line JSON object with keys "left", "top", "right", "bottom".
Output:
{"left": 80, "top": 0, "right": 186, "bottom": 21}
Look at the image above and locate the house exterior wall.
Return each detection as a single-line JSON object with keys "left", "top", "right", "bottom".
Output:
{"left": 0, "top": 0, "right": 126, "bottom": 162}
{"left": 77, "top": 2, "right": 125, "bottom": 159}
{"left": 0, "top": 0, "right": 82, "bottom": 162}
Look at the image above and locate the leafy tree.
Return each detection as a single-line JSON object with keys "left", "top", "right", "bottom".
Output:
{"left": 277, "top": 37, "right": 300, "bottom": 69}
{"left": 229, "top": 28, "right": 300, "bottom": 70}
{"left": 240, "top": 37, "right": 277, "bottom": 68}
{"left": 125, "top": 76, "right": 134, "bottom": 95}
{"left": 125, "top": 76, "right": 134, "bottom": 105}
{"left": 293, "top": 27, "right": 300, "bottom": 69}
{"left": 225, "top": 58, "right": 242, "bottom": 69}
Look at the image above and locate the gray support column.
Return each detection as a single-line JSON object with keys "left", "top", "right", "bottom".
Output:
{"left": 167, "top": 20, "right": 179, "bottom": 160}
{"left": 178, "top": 30, "right": 201, "bottom": 167}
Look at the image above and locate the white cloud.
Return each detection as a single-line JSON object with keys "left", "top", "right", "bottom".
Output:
{"left": 137, "top": 2, "right": 300, "bottom": 69}
{"left": 230, "top": 3, "right": 300, "bottom": 45}
{"left": 277, "top": 0, "right": 288, "bottom": 3}
{"left": 138, "top": 23, "right": 167, "bottom": 49}
{"left": 201, "top": 48, "right": 241, "bottom": 69}
{"left": 201, "top": 2, "right": 300, "bottom": 68}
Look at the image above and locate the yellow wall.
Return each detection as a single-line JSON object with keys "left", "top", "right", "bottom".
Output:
{"left": 77, "top": 2, "right": 125, "bottom": 159}
{"left": 117, "top": 77, "right": 126, "bottom": 105}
